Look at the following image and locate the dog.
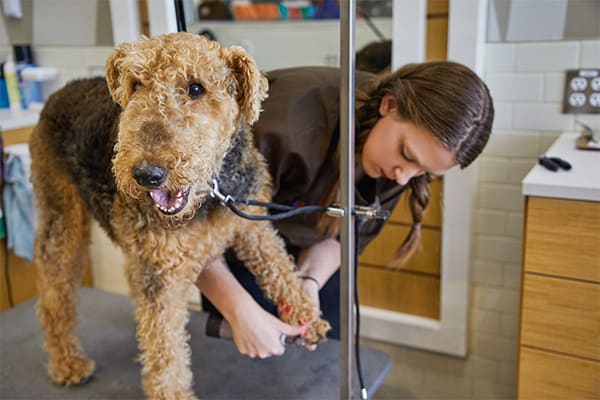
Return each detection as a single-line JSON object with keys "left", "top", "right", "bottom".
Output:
{"left": 29, "top": 32, "right": 330, "bottom": 399}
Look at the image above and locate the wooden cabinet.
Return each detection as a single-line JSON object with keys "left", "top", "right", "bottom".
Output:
{"left": 517, "top": 196, "right": 600, "bottom": 399}
{"left": 0, "top": 126, "right": 93, "bottom": 311}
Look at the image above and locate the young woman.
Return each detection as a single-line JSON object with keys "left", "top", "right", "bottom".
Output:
{"left": 196, "top": 61, "right": 494, "bottom": 359}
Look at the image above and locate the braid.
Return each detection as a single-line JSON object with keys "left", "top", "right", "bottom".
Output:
{"left": 392, "top": 174, "right": 431, "bottom": 267}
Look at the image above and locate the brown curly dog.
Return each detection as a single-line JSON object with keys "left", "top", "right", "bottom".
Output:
{"left": 29, "top": 32, "right": 329, "bottom": 400}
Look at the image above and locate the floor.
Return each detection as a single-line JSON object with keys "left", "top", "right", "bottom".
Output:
{"left": 361, "top": 338, "right": 515, "bottom": 400}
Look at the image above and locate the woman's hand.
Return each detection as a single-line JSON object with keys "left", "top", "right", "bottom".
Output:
{"left": 196, "top": 257, "right": 304, "bottom": 358}
{"left": 228, "top": 299, "right": 305, "bottom": 359}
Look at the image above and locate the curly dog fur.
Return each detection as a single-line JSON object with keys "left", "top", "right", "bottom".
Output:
{"left": 30, "top": 32, "right": 329, "bottom": 399}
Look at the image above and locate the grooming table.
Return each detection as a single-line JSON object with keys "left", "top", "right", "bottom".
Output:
{"left": 0, "top": 288, "right": 391, "bottom": 399}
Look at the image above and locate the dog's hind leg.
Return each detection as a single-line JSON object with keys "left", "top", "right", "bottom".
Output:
{"left": 30, "top": 132, "right": 95, "bottom": 385}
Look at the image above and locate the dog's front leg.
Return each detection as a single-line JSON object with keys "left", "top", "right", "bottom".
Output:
{"left": 126, "top": 261, "right": 197, "bottom": 400}
{"left": 234, "top": 222, "right": 331, "bottom": 345}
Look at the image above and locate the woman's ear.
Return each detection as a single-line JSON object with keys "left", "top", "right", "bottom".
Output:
{"left": 224, "top": 45, "right": 268, "bottom": 125}
{"left": 379, "top": 93, "right": 397, "bottom": 116}
{"left": 105, "top": 42, "right": 135, "bottom": 106}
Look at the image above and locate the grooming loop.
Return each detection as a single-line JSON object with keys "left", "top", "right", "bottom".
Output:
{"left": 210, "top": 179, "right": 390, "bottom": 222}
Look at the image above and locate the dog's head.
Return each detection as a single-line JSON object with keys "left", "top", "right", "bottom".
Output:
{"left": 106, "top": 32, "right": 267, "bottom": 227}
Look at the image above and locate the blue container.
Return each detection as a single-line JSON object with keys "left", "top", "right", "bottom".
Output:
{"left": 0, "top": 63, "right": 10, "bottom": 109}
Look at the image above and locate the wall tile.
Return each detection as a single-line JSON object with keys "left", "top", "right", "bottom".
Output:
{"left": 473, "top": 259, "right": 504, "bottom": 286}
{"left": 456, "top": 356, "right": 498, "bottom": 381}
{"left": 540, "top": 131, "right": 563, "bottom": 150}
{"left": 478, "top": 184, "right": 524, "bottom": 212}
{"left": 544, "top": 72, "right": 567, "bottom": 102}
{"left": 515, "top": 42, "right": 579, "bottom": 72}
{"left": 478, "top": 157, "right": 510, "bottom": 183}
{"left": 485, "top": 44, "right": 516, "bottom": 72}
{"left": 475, "top": 210, "right": 507, "bottom": 236}
{"left": 490, "top": 102, "right": 512, "bottom": 130}
{"left": 473, "top": 286, "right": 521, "bottom": 313}
{"left": 508, "top": 158, "right": 536, "bottom": 184}
{"left": 581, "top": 40, "right": 600, "bottom": 67}
{"left": 471, "top": 332, "right": 518, "bottom": 361}
{"left": 512, "top": 103, "right": 573, "bottom": 131}
{"left": 476, "top": 235, "right": 523, "bottom": 263}
{"left": 471, "top": 307, "right": 502, "bottom": 334}
{"left": 497, "top": 359, "right": 518, "bottom": 386}
{"left": 501, "top": 314, "right": 519, "bottom": 339}
{"left": 486, "top": 73, "right": 543, "bottom": 102}
{"left": 505, "top": 212, "right": 524, "bottom": 239}
{"left": 483, "top": 132, "right": 541, "bottom": 157}
{"left": 503, "top": 263, "right": 522, "bottom": 290}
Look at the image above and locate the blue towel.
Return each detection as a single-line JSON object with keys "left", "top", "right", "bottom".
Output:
{"left": 3, "top": 144, "right": 37, "bottom": 263}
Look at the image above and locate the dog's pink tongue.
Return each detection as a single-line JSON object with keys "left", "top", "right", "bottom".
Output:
{"left": 149, "top": 189, "right": 174, "bottom": 208}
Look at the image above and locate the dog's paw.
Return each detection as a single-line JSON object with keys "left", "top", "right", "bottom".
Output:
{"left": 48, "top": 356, "right": 95, "bottom": 386}
{"left": 303, "top": 318, "right": 330, "bottom": 345}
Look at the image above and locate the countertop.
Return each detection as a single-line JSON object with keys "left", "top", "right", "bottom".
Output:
{"left": 0, "top": 108, "right": 41, "bottom": 131}
{"left": 522, "top": 132, "right": 600, "bottom": 202}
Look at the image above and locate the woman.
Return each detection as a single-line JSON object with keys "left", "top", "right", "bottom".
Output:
{"left": 196, "top": 61, "right": 494, "bottom": 358}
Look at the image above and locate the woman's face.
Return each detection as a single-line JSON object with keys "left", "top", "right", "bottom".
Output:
{"left": 361, "top": 94, "right": 457, "bottom": 185}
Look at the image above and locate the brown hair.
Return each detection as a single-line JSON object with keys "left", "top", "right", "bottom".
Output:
{"left": 320, "top": 61, "right": 494, "bottom": 265}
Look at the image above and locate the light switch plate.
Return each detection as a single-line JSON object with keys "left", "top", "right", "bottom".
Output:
{"left": 562, "top": 69, "right": 600, "bottom": 114}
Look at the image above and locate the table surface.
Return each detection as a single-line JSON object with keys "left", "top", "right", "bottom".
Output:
{"left": 0, "top": 287, "right": 391, "bottom": 399}
{"left": 522, "top": 132, "right": 600, "bottom": 202}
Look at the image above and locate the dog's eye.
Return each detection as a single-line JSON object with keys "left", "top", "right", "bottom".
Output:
{"left": 132, "top": 82, "right": 143, "bottom": 92}
{"left": 188, "top": 83, "right": 205, "bottom": 99}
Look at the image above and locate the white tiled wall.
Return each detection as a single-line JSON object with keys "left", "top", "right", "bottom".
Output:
{"left": 470, "top": 38, "right": 599, "bottom": 396}
{"left": 374, "top": 39, "right": 598, "bottom": 400}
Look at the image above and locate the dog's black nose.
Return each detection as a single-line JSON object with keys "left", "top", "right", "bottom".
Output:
{"left": 132, "top": 163, "right": 167, "bottom": 187}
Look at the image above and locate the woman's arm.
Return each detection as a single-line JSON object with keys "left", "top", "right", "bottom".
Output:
{"left": 296, "top": 238, "right": 340, "bottom": 290}
{"left": 196, "top": 257, "right": 304, "bottom": 359}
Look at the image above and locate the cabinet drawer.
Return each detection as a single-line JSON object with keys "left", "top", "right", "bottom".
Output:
{"left": 359, "top": 223, "right": 440, "bottom": 274}
{"left": 524, "top": 197, "right": 600, "bottom": 282}
{"left": 518, "top": 346, "right": 600, "bottom": 399}
{"left": 521, "top": 273, "right": 600, "bottom": 360}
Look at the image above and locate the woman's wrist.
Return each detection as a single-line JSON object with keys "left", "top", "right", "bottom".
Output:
{"left": 298, "top": 275, "right": 321, "bottom": 290}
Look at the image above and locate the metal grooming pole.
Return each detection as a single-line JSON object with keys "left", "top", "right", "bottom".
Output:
{"left": 339, "top": 1, "right": 356, "bottom": 399}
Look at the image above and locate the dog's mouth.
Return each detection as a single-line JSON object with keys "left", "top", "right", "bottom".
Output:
{"left": 149, "top": 186, "right": 191, "bottom": 215}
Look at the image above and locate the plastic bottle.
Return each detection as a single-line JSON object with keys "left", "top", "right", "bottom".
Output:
{"left": 13, "top": 44, "right": 36, "bottom": 110}
{"left": 4, "top": 54, "right": 22, "bottom": 111}
{"left": 0, "top": 63, "right": 10, "bottom": 108}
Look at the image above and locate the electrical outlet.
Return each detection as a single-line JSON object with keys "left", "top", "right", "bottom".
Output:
{"left": 562, "top": 69, "right": 600, "bottom": 114}
{"left": 569, "top": 92, "right": 586, "bottom": 107}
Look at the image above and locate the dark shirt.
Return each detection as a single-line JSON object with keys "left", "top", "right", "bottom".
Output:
{"left": 252, "top": 67, "right": 406, "bottom": 253}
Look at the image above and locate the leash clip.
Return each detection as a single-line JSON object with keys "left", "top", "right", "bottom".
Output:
{"left": 354, "top": 206, "right": 390, "bottom": 221}
{"left": 210, "top": 180, "right": 234, "bottom": 206}
{"left": 325, "top": 205, "right": 390, "bottom": 221}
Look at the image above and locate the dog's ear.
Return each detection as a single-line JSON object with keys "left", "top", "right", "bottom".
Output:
{"left": 225, "top": 46, "right": 268, "bottom": 125}
{"left": 105, "top": 41, "right": 135, "bottom": 106}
